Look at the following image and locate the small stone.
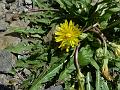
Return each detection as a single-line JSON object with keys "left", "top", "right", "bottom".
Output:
{"left": 10, "top": 20, "right": 29, "bottom": 29}
{"left": 24, "top": 0, "right": 32, "bottom": 5}
{"left": 23, "top": 68, "right": 31, "bottom": 76}
{"left": 5, "top": 3, "right": 10, "bottom": 10}
{"left": 6, "top": 0, "right": 16, "bottom": 3}
{"left": 0, "top": 3, "right": 5, "bottom": 16}
{"left": 0, "top": 21, "right": 8, "bottom": 32}
{"left": 0, "top": 25, "right": 7, "bottom": 32}
{"left": 23, "top": 7, "right": 28, "bottom": 12}
{"left": 5, "top": 12, "right": 13, "bottom": 23}
{"left": 0, "top": 74, "right": 8, "bottom": 84}
{"left": 0, "top": 24, "right": 21, "bottom": 49}
{"left": 5, "top": 12, "right": 20, "bottom": 22}
{"left": 0, "top": 50, "right": 16, "bottom": 72}
{"left": 45, "top": 85, "right": 63, "bottom": 90}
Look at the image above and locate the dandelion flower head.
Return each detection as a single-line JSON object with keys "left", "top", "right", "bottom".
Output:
{"left": 55, "top": 20, "right": 82, "bottom": 52}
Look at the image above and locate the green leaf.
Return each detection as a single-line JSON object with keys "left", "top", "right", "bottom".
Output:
{"left": 33, "top": 0, "right": 49, "bottom": 9}
{"left": 80, "top": 33, "right": 88, "bottom": 40}
{"left": 16, "top": 60, "right": 44, "bottom": 68}
{"left": 100, "top": 13, "right": 112, "bottom": 29}
{"left": 6, "top": 42, "right": 33, "bottom": 54}
{"left": 109, "top": 7, "right": 120, "bottom": 12}
{"left": 118, "top": 83, "right": 120, "bottom": 90}
{"left": 14, "top": 28, "right": 45, "bottom": 34}
{"left": 90, "top": 60, "right": 100, "bottom": 70}
{"left": 36, "top": 18, "right": 51, "bottom": 25}
{"left": 115, "top": 62, "right": 120, "bottom": 69}
{"left": 96, "top": 70, "right": 109, "bottom": 90}
{"left": 100, "top": 78, "right": 109, "bottom": 90}
{"left": 85, "top": 0, "right": 91, "bottom": 4}
{"left": 100, "top": 21, "right": 108, "bottom": 29}
{"left": 96, "top": 70, "right": 100, "bottom": 90}
{"left": 29, "top": 61, "right": 65, "bottom": 90}
{"left": 78, "top": 45, "right": 93, "bottom": 66}
{"left": 86, "top": 72, "right": 93, "bottom": 90}
{"left": 115, "top": 58, "right": 120, "bottom": 68}
{"left": 59, "top": 57, "right": 75, "bottom": 81}
{"left": 56, "top": 0, "right": 66, "bottom": 9}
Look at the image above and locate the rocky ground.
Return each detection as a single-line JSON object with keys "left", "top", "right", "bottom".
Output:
{"left": 0, "top": 0, "right": 64, "bottom": 90}
{"left": 0, "top": 0, "right": 32, "bottom": 90}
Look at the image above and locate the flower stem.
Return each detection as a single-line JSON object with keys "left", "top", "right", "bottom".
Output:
{"left": 74, "top": 43, "right": 85, "bottom": 90}
{"left": 91, "top": 27, "right": 113, "bottom": 81}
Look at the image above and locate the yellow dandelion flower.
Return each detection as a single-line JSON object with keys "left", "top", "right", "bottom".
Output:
{"left": 55, "top": 20, "right": 82, "bottom": 52}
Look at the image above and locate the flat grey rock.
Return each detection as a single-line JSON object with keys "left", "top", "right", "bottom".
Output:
{"left": 45, "top": 85, "right": 63, "bottom": 90}
{"left": 0, "top": 50, "right": 16, "bottom": 72}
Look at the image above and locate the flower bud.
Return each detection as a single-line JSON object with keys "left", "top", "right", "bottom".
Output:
{"left": 102, "top": 63, "right": 113, "bottom": 81}
{"left": 109, "top": 42, "right": 120, "bottom": 57}
{"left": 96, "top": 48, "right": 104, "bottom": 59}
{"left": 115, "top": 46, "right": 120, "bottom": 56}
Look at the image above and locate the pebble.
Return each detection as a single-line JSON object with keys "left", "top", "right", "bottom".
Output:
{"left": 24, "top": 0, "right": 32, "bottom": 5}
{"left": 6, "top": 0, "right": 16, "bottom": 3}
{"left": 0, "top": 21, "right": 7, "bottom": 32}
{"left": 5, "top": 3, "right": 10, "bottom": 10}
{"left": 45, "top": 85, "right": 63, "bottom": 90}
{"left": 0, "top": 50, "right": 16, "bottom": 72}
{"left": 10, "top": 20, "right": 28, "bottom": 28}
{"left": 5, "top": 12, "right": 14, "bottom": 23}
{"left": 23, "top": 68, "right": 31, "bottom": 76}
{"left": 0, "top": 3, "right": 5, "bottom": 18}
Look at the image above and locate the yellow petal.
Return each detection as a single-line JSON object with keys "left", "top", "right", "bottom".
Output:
{"left": 55, "top": 37, "right": 63, "bottom": 42}
{"left": 55, "top": 31, "right": 63, "bottom": 35}
{"left": 66, "top": 48, "right": 69, "bottom": 52}
{"left": 55, "top": 20, "right": 82, "bottom": 52}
